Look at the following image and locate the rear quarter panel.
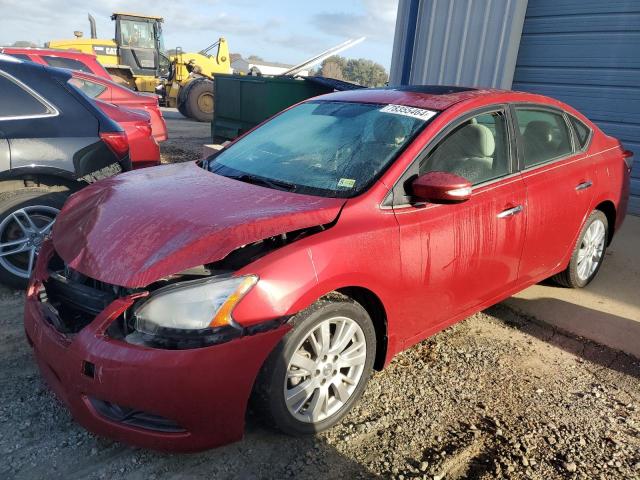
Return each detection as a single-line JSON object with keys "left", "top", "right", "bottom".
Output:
{"left": 590, "top": 133, "right": 630, "bottom": 233}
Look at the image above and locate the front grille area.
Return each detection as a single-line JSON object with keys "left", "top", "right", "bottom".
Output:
{"left": 88, "top": 397, "right": 186, "bottom": 433}
{"left": 41, "top": 253, "right": 130, "bottom": 334}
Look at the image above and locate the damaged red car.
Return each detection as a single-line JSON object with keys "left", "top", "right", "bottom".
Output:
{"left": 25, "top": 86, "right": 632, "bottom": 452}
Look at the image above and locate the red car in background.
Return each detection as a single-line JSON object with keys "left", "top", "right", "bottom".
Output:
{"left": 0, "top": 47, "right": 110, "bottom": 79}
{"left": 94, "top": 100, "right": 160, "bottom": 169}
{"left": 1, "top": 47, "right": 168, "bottom": 145}
{"left": 24, "top": 86, "right": 632, "bottom": 452}
{"left": 69, "top": 71, "right": 168, "bottom": 142}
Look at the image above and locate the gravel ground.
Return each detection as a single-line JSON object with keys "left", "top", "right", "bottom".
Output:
{"left": 1, "top": 113, "right": 638, "bottom": 479}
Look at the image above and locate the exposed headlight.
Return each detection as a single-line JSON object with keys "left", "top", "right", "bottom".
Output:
{"left": 134, "top": 275, "right": 258, "bottom": 336}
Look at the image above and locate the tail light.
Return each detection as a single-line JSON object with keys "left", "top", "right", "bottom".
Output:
{"left": 622, "top": 149, "right": 634, "bottom": 170}
{"left": 100, "top": 131, "right": 129, "bottom": 159}
{"left": 135, "top": 122, "right": 153, "bottom": 138}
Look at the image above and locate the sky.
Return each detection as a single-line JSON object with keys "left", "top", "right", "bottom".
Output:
{"left": 0, "top": 0, "right": 399, "bottom": 70}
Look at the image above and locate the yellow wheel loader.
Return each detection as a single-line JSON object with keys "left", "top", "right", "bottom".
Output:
{"left": 48, "top": 13, "right": 231, "bottom": 121}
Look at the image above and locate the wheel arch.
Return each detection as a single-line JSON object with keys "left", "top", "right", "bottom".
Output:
{"left": 0, "top": 167, "right": 85, "bottom": 194}
{"left": 594, "top": 200, "right": 616, "bottom": 245}
{"left": 334, "top": 286, "right": 388, "bottom": 371}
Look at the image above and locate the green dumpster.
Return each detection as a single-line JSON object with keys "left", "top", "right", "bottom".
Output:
{"left": 211, "top": 74, "right": 362, "bottom": 141}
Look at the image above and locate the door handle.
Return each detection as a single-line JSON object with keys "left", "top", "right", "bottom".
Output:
{"left": 497, "top": 205, "right": 523, "bottom": 218}
{"left": 575, "top": 181, "right": 593, "bottom": 191}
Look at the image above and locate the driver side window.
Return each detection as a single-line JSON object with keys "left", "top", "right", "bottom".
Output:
{"left": 419, "top": 110, "right": 510, "bottom": 185}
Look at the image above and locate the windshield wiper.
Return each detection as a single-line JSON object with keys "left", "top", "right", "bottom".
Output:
{"left": 230, "top": 173, "right": 298, "bottom": 192}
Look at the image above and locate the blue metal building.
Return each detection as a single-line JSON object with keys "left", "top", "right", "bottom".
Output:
{"left": 390, "top": 0, "right": 640, "bottom": 215}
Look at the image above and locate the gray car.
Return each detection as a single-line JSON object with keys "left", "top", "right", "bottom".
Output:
{"left": 0, "top": 55, "right": 131, "bottom": 287}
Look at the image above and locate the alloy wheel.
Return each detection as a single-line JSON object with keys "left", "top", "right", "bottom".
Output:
{"left": 576, "top": 218, "right": 606, "bottom": 281}
{"left": 284, "top": 316, "right": 367, "bottom": 423}
{"left": 0, "top": 206, "right": 59, "bottom": 279}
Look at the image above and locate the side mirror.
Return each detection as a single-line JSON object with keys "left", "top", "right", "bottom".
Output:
{"left": 411, "top": 171, "right": 472, "bottom": 203}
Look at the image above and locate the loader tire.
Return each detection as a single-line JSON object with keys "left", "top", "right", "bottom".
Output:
{"left": 176, "top": 81, "right": 192, "bottom": 118}
{"left": 184, "top": 79, "right": 214, "bottom": 122}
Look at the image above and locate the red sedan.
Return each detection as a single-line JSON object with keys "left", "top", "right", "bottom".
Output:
{"left": 69, "top": 71, "right": 168, "bottom": 142}
{"left": 24, "top": 86, "right": 632, "bottom": 452}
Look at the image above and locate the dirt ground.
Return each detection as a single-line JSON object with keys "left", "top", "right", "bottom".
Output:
{"left": 1, "top": 112, "right": 639, "bottom": 479}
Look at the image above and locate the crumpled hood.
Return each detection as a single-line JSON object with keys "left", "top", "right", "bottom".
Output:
{"left": 52, "top": 162, "right": 345, "bottom": 287}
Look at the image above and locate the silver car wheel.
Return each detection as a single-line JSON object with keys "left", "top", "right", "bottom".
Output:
{"left": 0, "top": 206, "right": 59, "bottom": 279}
{"left": 576, "top": 218, "right": 606, "bottom": 281}
{"left": 284, "top": 316, "right": 367, "bottom": 423}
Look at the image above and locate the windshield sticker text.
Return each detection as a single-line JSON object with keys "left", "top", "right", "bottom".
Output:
{"left": 380, "top": 104, "right": 437, "bottom": 121}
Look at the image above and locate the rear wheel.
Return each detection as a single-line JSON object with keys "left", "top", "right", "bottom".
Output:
{"left": 553, "top": 210, "right": 608, "bottom": 288}
{"left": 0, "top": 188, "right": 68, "bottom": 289}
{"left": 254, "top": 296, "right": 376, "bottom": 435}
{"left": 184, "top": 79, "right": 214, "bottom": 122}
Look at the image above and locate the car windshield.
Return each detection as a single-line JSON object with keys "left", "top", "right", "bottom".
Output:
{"left": 208, "top": 101, "right": 436, "bottom": 198}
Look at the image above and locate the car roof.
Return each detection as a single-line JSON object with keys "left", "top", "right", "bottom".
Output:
{"left": 314, "top": 85, "right": 546, "bottom": 111}
{"left": 1, "top": 47, "right": 99, "bottom": 60}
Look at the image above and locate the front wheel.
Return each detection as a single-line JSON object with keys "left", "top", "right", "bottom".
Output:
{"left": 0, "top": 188, "right": 68, "bottom": 289}
{"left": 254, "top": 295, "right": 376, "bottom": 435}
{"left": 184, "top": 79, "right": 214, "bottom": 122}
{"left": 553, "top": 210, "right": 608, "bottom": 288}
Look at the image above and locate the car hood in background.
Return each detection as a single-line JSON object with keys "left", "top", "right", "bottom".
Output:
{"left": 52, "top": 162, "right": 345, "bottom": 287}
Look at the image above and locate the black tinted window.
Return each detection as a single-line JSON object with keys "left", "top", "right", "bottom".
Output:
{"left": 42, "top": 55, "right": 92, "bottom": 73}
{"left": 0, "top": 73, "right": 52, "bottom": 118}
{"left": 570, "top": 116, "right": 591, "bottom": 149}
{"left": 7, "top": 53, "right": 31, "bottom": 61}
{"left": 515, "top": 109, "right": 573, "bottom": 167}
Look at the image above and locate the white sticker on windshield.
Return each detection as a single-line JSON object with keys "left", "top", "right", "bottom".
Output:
{"left": 380, "top": 104, "right": 437, "bottom": 121}
{"left": 337, "top": 178, "right": 356, "bottom": 188}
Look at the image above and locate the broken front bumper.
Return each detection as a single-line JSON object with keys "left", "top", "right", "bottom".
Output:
{"left": 24, "top": 256, "right": 288, "bottom": 452}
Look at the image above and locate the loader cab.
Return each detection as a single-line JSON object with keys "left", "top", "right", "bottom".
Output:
{"left": 112, "top": 13, "right": 166, "bottom": 77}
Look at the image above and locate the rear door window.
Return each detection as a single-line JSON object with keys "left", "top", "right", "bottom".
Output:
{"left": 68, "top": 78, "right": 108, "bottom": 99}
{"left": 0, "top": 71, "right": 56, "bottom": 119}
{"left": 569, "top": 116, "right": 592, "bottom": 150}
{"left": 42, "top": 55, "right": 92, "bottom": 73}
{"left": 515, "top": 108, "right": 574, "bottom": 168}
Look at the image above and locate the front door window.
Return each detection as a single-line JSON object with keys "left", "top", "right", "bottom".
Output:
{"left": 420, "top": 111, "right": 511, "bottom": 184}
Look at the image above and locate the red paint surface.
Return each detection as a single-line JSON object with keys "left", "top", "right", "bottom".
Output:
{"left": 94, "top": 100, "right": 160, "bottom": 169}
{"left": 72, "top": 71, "right": 168, "bottom": 142}
{"left": 30, "top": 88, "right": 630, "bottom": 451}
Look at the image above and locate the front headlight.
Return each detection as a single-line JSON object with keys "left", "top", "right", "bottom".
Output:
{"left": 134, "top": 275, "right": 258, "bottom": 336}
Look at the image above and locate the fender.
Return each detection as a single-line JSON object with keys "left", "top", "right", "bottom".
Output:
{"left": 233, "top": 236, "right": 402, "bottom": 367}
{"left": 0, "top": 165, "right": 86, "bottom": 192}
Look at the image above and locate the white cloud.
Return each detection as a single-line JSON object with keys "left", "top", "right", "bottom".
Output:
{"left": 311, "top": 0, "right": 398, "bottom": 40}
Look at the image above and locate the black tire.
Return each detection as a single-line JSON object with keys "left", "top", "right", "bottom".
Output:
{"left": 553, "top": 210, "right": 608, "bottom": 288}
{"left": 184, "top": 79, "right": 214, "bottom": 122}
{"left": 253, "top": 294, "right": 376, "bottom": 435}
{"left": 0, "top": 188, "right": 69, "bottom": 289}
{"left": 176, "top": 81, "right": 192, "bottom": 117}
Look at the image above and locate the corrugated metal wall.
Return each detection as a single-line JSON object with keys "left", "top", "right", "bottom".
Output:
{"left": 389, "top": 0, "right": 528, "bottom": 88}
{"left": 512, "top": 0, "right": 640, "bottom": 215}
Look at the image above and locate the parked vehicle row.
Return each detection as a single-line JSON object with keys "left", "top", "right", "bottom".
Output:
{"left": 23, "top": 83, "right": 632, "bottom": 452}
{"left": 0, "top": 52, "right": 167, "bottom": 285}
